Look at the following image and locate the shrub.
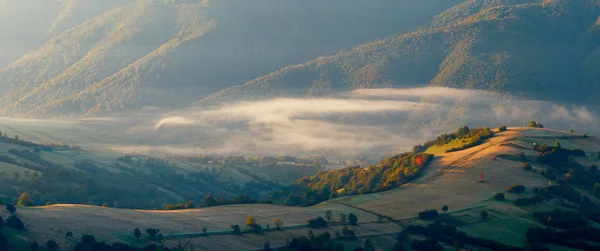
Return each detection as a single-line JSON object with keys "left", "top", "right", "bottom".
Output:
{"left": 418, "top": 209, "right": 439, "bottom": 220}
{"left": 5, "top": 204, "right": 16, "bottom": 214}
{"left": 308, "top": 217, "right": 328, "bottom": 228}
{"left": 523, "top": 163, "right": 532, "bottom": 171}
{"left": 514, "top": 196, "right": 543, "bottom": 206}
{"left": 5, "top": 215, "right": 24, "bottom": 230}
{"left": 494, "top": 193, "right": 505, "bottom": 201}
{"left": 508, "top": 185, "right": 525, "bottom": 193}
{"left": 498, "top": 125, "right": 507, "bottom": 132}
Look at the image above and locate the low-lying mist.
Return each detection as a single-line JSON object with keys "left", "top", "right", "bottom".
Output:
{"left": 1, "top": 87, "right": 598, "bottom": 162}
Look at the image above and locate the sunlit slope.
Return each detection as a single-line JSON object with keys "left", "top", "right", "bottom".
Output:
{"left": 196, "top": 0, "right": 600, "bottom": 107}
{"left": 5, "top": 127, "right": 598, "bottom": 250}
{"left": 0, "top": 0, "right": 464, "bottom": 117}
{"left": 0, "top": 0, "right": 129, "bottom": 66}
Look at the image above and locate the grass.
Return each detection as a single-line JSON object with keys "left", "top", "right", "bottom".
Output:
{"left": 5, "top": 127, "right": 600, "bottom": 250}
{"left": 425, "top": 138, "right": 468, "bottom": 155}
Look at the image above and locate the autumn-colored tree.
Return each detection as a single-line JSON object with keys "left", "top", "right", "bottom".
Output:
{"left": 202, "top": 195, "right": 218, "bottom": 208}
{"left": 274, "top": 218, "right": 283, "bottom": 230}
{"left": 17, "top": 192, "right": 33, "bottom": 207}
{"left": 246, "top": 216, "right": 257, "bottom": 227}
{"left": 479, "top": 172, "right": 485, "bottom": 182}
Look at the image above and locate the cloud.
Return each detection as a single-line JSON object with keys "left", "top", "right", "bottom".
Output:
{"left": 154, "top": 116, "right": 197, "bottom": 130}
{"left": 129, "top": 87, "right": 600, "bottom": 159}
{"left": 350, "top": 87, "right": 494, "bottom": 100}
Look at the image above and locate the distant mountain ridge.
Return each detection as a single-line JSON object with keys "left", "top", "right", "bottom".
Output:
{"left": 0, "top": 0, "right": 464, "bottom": 117}
{"left": 195, "top": 0, "right": 600, "bottom": 108}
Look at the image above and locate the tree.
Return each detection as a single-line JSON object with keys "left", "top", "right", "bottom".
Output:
{"left": 65, "top": 232, "right": 73, "bottom": 239}
{"left": 340, "top": 213, "right": 347, "bottom": 225}
{"left": 348, "top": 213, "right": 358, "bottom": 225}
{"left": 0, "top": 216, "right": 3, "bottom": 230}
{"left": 441, "top": 205, "right": 448, "bottom": 213}
{"left": 202, "top": 195, "right": 218, "bottom": 207}
{"left": 134, "top": 228, "right": 141, "bottom": 240}
{"left": 202, "top": 226, "right": 208, "bottom": 235}
{"left": 231, "top": 225, "right": 241, "bottom": 235}
{"left": 594, "top": 183, "right": 600, "bottom": 197}
{"left": 494, "top": 193, "right": 505, "bottom": 201}
{"left": 264, "top": 241, "right": 271, "bottom": 251}
{"left": 479, "top": 172, "right": 485, "bottom": 182}
{"left": 29, "top": 241, "right": 39, "bottom": 251}
{"left": 102, "top": 203, "right": 109, "bottom": 208}
{"left": 5, "top": 215, "right": 24, "bottom": 230}
{"left": 246, "top": 216, "right": 257, "bottom": 228}
{"left": 274, "top": 218, "right": 283, "bottom": 230}
{"left": 5, "top": 204, "right": 16, "bottom": 214}
{"left": 145, "top": 228, "right": 159, "bottom": 239}
{"left": 568, "top": 129, "right": 575, "bottom": 133}
{"left": 341, "top": 226, "right": 356, "bottom": 239}
{"left": 554, "top": 141, "right": 561, "bottom": 149}
{"left": 17, "top": 192, "right": 33, "bottom": 207}
{"left": 308, "top": 217, "right": 328, "bottom": 228}
{"left": 529, "top": 121, "right": 538, "bottom": 128}
{"left": 45, "top": 240, "right": 58, "bottom": 251}
{"left": 80, "top": 234, "right": 96, "bottom": 244}
{"left": 325, "top": 210, "right": 333, "bottom": 222}
{"left": 480, "top": 211, "right": 489, "bottom": 221}
{"left": 0, "top": 234, "right": 6, "bottom": 251}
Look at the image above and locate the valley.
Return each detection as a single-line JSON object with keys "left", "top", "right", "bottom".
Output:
{"left": 2, "top": 127, "right": 599, "bottom": 250}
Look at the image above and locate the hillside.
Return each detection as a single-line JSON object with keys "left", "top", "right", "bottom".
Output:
{"left": 0, "top": 0, "right": 130, "bottom": 66}
{"left": 0, "top": 0, "right": 464, "bottom": 117}
{"left": 0, "top": 126, "right": 325, "bottom": 209}
{"left": 2, "top": 127, "right": 599, "bottom": 250}
{"left": 196, "top": 0, "right": 600, "bottom": 108}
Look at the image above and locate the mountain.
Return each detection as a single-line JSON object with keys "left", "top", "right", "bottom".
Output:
{"left": 0, "top": 0, "right": 130, "bottom": 66}
{"left": 195, "top": 0, "right": 600, "bottom": 108}
{"left": 0, "top": 0, "right": 464, "bottom": 117}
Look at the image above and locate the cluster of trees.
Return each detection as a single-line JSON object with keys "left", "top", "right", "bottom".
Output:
{"left": 527, "top": 227, "right": 600, "bottom": 250}
{"left": 528, "top": 121, "right": 544, "bottom": 128}
{"left": 445, "top": 127, "right": 494, "bottom": 153}
{"left": 272, "top": 152, "right": 433, "bottom": 206}
{"left": 162, "top": 201, "right": 195, "bottom": 210}
{"left": 418, "top": 209, "right": 439, "bottom": 220}
{"left": 407, "top": 221, "right": 523, "bottom": 251}
{"left": 413, "top": 126, "right": 494, "bottom": 153}
{"left": 285, "top": 227, "right": 360, "bottom": 251}
{"left": 533, "top": 209, "right": 588, "bottom": 229}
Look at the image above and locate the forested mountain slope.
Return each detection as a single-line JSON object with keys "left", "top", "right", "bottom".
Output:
{"left": 196, "top": 0, "right": 600, "bottom": 107}
{"left": 0, "top": 0, "right": 463, "bottom": 117}
{"left": 0, "top": 0, "right": 130, "bottom": 66}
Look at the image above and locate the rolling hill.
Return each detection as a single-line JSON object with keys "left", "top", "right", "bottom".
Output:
{"left": 2, "top": 127, "right": 599, "bottom": 250}
{"left": 0, "top": 0, "right": 464, "bottom": 117}
{"left": 195, "top": 0, "right": 600, "bottom": 108}
{"left": 0, "top": 124, "right": 325, "bottom": 209}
